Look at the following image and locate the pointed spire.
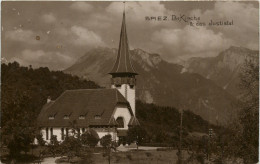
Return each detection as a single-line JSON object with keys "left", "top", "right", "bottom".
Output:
{"left": 109, "top": 2, "right": 137, "bottom": 75}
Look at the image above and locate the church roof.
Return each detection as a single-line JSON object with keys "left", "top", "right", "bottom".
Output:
{"left": 37, "top": 89, "right": 132, "bottom": 127}
{"left": 109, "top": 11, "right": 137, "bottom": 75}
{"left": 128, "top": 116, "right": 140, "bottom": 126}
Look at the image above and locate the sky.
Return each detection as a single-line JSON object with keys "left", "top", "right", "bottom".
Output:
{"left": 1, "top": 1, "right": 259, "bottom": 70}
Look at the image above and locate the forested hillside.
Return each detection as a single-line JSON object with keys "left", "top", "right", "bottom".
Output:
{"left": 136, "top": 101, "right": 219, "bottom": 146}
{"left": 1, "top": 62, "right": 100, "bottom": 126}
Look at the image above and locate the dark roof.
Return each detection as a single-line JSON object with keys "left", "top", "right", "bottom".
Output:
{"left": 128, "top": 116, "right": 140, "bottom": 126}
{"left": 37, "top": 89, "right": 132, "bottom": 127}
{"left": 109, "top": 11, "right": 137, "bottom": 75}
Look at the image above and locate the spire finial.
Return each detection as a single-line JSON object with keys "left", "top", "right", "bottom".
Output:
{"left": 123, "top": 1, "right": 126, "bottom": 14}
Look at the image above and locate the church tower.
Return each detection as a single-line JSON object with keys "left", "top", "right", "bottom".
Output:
{"left": 109, "top": 7, "right": 138, "bottom": 116}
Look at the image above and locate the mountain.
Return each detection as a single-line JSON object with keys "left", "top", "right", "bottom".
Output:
{"left": 184, "top": 46, "right": 259, "bottom": 98}
{"left": 65, "top": 47, "right": 238, "bottom": 125}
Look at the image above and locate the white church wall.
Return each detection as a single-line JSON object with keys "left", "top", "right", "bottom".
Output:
{"left": 53, "top": 128, "right": 62, "bottom": 141}
{"left": 113, "top": 105, "right": 132, "bottom": 130}
{"left": 97, "top": 131, "right": 116, "bottom": 140}
{"left": 127, "top": 85, "right": 136, "bottom": 116}
{"left": 112, "top": 84, "right": 136, "bottom": 116}
{"left": 41, "top": 128, "right": 47, "bottom": 141}
{"left": 41, "top": 128, "right": 62, "bottom": 143}
{"left": 40, "top": 127, "right": 118, "bottom": 144}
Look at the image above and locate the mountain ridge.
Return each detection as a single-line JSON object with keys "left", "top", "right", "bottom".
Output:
{"left": 184, "top": 46, "right": 259, "bottom": 97}
{"left": 65, "top": 47, "right": 240, "bottom": 125}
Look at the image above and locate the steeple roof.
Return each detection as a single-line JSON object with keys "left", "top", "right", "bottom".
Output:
{"left": 109, "top": 9, "right": 137, "bottom": 75}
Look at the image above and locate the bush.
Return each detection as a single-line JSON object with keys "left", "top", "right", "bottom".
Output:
{"left": 81, "top": 129, "right": 99, "bottom": 147}
{"left": 100, "top": 135, "right": 112, "bottom": 148}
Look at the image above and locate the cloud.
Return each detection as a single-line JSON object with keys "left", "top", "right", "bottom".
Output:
{"left": 10, "top": 49, "right": 74, "bottom": 70}
{"left": 71, "top": 25, "right": 105, "bottom": 47}
{"left": 42, "top": 13, "right": 56, "bottom": 23}
{"left": 70, "top": 2, "right": 94, "bottom": 13}
{"left": 146, "top": 1, "right": 258, "bottom": 62}
{"left": 2, "top": 1, "right": 258, "bottom": 69}
{"left": 5, "top": 29, "right": 39, "bottom": 44}
{"left": 151, "top": 26, "right": 233, "bottom": 61}
{"left": 105, "top": 2, "right": 176, "bottom": 28}
{"left": 190, "top": 1, "right": 259, "bottom": 50}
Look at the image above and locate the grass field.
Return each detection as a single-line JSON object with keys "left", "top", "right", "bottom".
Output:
{"left": 82, "top": 150, "right": 187, "bottom": 164}
{"left": 1, "top": 146, "right": 196, "bottom": 164}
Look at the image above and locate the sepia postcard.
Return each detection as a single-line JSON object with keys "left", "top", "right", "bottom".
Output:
{"left": 1, "top": 1, "right": 259, "bottom": 163}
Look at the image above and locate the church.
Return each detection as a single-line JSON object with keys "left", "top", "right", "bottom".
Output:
{"left": 37, "top": 9, "right": 140, "bottom": 143}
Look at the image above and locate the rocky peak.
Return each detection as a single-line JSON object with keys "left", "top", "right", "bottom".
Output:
{"left": 132, "top": 48, "right": 162, "bottom": 68}
{"left": 219, "top": 46, "right": 258, "bottom": 71}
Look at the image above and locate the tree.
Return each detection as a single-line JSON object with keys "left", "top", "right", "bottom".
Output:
{"left": 48, "top": 135, "right": 61, "bottom": 157}
{"left": 100, "top": 134, "right": 112, "bottom": 148}
{"left": 36, "top": 133, "right": 46, "bottom": 146}
{"left": 1, "top": 89, "right": 38, "bottom": 160}
{"left": 237, "top": 59, "right": 258, "bottom": 163}
{"left": 225, "top": 59, "right": 259, "bottom": 163}
{"left": 81, "top": 129, "right": 99, "bottom": 147}
{"left": 35, "top": 133, "right": 47, "bottom": 161}
{"left": 100, "top": 134, "right": 117, "bottom": 164}
{"left": 60, "top": 136, "right": 82, "bottom": 162}
{"left": 126, "top": 126, "right": 146, "bottom": 150}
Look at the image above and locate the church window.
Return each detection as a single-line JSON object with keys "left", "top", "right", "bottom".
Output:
{"left": 77, "top": 128, "right": 80, "bottom": 137}
{"left": 95, "top": 115, "right": 101, "bottom": 119}
{"left": 46, "top": 128, "right": 49, "bottom": 140}
{"left": 64, "top": 115, "right": 69, "bottom": 119}
{"left": 79, "top": 115, "right": 85, "bottom": 119}
{"left": 50, "top": 128, "right": 53, "bottom": 137}
{"left": 61, "top": 128, "right": 64, "bottom": 140}
{"left": 66, "top": 128, "right": 69, "bottom": 138}
{"left": 116, "top": 117, "right": 124, "bottom": 128}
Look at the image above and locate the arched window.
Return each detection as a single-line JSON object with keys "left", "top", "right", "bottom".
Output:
{"left": 116, "top": 117, "right": 124, "bottom": 128}
{"left": 50, "top": 128, "right": 53, "bottom": 138}
{"left": 61, "top": 128, "right": 64, "bottom": 140}
{"left": 66, "top": 128, "right": 69, "bottom": 138}
{"left": 46, "top": 128, "right": 49, "bottom": 140}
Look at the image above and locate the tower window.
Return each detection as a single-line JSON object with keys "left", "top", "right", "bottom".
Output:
{"left": 79, "top": 115, "right": 85, "bottom": 119}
